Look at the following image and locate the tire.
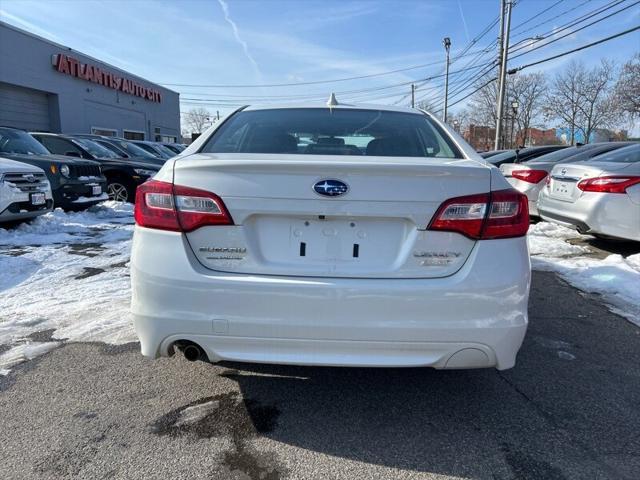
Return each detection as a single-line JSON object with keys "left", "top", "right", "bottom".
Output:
{"left": 106, "top": 178, "right": 135, "bottom": 203}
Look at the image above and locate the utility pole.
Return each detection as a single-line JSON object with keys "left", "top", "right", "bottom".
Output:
{"left": 494, "top": 0, "right": 512, "bottom": 150}
{"left": 411, "top": 84, "right": 415, "bottom": 108}
{"left": 442, "top": 37, "right": 451, "bottom": 123}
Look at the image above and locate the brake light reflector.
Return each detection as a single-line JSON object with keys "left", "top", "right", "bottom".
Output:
{"left": 511, "top": 169, "right": 547, "bottom": 184}
{"left": 482, "top": 190, "right": 529, "bottom": 239}
{"left": 428, "top": 193, "right": 488, "bottom": 239}
{"left": 173, "top": 184, "right": 233, "bottom": 231}
{"left": 134, "top": 180, "right": 233, "bottom": 232}
{"left": 428, "top": 189, "right": 529, "bottom": 239}
{"left": 577, "top": 176, "right": 640, "bottom": 194}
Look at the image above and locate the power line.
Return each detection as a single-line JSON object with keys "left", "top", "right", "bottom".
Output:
{"left": 422, "top": 0, "right": 637, "bottom": 110}
{"left": 510, "top": 0, "right": 593, "bottom": 38}
{"left": 509, "top": 24, "right": 640, "bottom": 73}
{"left": 160, "top": 46, "right": 497, "bottom": 89}
{"left": 510, "top": 0, "right": 566, "bottom": 33}
{"left": 515, "top": 1, "right": 637, "bottom": 58}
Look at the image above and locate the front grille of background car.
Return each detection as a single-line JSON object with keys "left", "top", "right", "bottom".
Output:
{"left": 2, "top": 172, "right": 49, "bottom": 192}
{"left": 72, "top": 165, "right": 102, "bottom": 178}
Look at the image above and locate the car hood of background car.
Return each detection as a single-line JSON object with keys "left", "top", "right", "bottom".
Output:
{"left": 0, "top": 156, "right": 48, "bottom": 173}
{"left": 126, "top": 155, "right": 166, "bottom": 167}
{"left": 0, "top": 153, "right": 101, "bottom": 168}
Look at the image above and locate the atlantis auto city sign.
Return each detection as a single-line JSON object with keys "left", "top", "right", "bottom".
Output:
{"left": 52, "top": 54, "right": 162, "bottom": 103}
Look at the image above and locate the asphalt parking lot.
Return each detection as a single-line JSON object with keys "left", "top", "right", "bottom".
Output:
{"left": 1, "top": 270, "right": 639, "bottom": 480}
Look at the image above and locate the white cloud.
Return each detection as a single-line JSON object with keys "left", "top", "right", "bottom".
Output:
{"left": 217, "top": 0, "right": 262, "bottom": 80}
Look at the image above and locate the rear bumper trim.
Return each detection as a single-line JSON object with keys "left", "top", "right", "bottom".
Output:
{"left": 538, "top": 209, "right": 590, "bottom": 233}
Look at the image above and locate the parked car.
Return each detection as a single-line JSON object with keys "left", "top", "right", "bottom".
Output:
{"left": 31, "top": 133, "right": 160, "bottom": 203}
{"left": 0, "top": 157, "right": 53, "bottom": 223}
{"left": 131, "top": 104, "right": 531, "bottom": 370}
{"left": 484, "top": 145, "right": 567, "bottom": 167}
{"left": 500, "top": 142, "right": 636, "bottom": 216}
{"left": 130, "top": 140, "right": 176, "bottom": 159}
{"left": 0, "top": 127, "right": 107, "bottom": 210}
{"left": 74, "top": 135, "right": 165, "bottom": 166}
{"left": 537, "top": 143, "right": 640, "bottom": 242}
{"left": 160, "top": 142, "right": 185, "bottom": 155}
{"left": 479, "top": 149, "right": 506, "bottom": 159}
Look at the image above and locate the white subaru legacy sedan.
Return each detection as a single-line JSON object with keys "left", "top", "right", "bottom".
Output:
{"left": 131, "top": 104, "right": 531, "bottom": 370}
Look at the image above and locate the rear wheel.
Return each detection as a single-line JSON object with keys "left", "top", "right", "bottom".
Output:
{"left": 107, "top": 179, "right": 134, "bottom": 203}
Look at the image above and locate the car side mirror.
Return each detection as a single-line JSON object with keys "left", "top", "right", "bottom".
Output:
{"left": 65, "top": 151, "right": 81, "bottom": 158}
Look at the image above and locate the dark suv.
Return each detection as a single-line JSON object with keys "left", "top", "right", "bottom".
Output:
{"left": 74, "top": 134, "right": 165, "bottom": 167}
{"left": 0, "top": 127, "right": 107, "bottom": 210}
{"left": 31, "top": 133, "right": 160, "bottom": 203}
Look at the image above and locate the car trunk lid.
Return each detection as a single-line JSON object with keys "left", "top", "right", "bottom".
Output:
{"left": 548, "top": 162, "right": 633, "bottom": 203}
{"left": 174, "top": 153, "right": 491, "bottom": 279}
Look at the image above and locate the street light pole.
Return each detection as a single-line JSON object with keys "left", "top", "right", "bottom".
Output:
{"left": 411, "top": 83, "right": 415, "bottom": 108}
{"left": 494, "top": 0, "right": 513, "bottom": 150}
{"left": 442, "top": 37, "right": 451, "bottom": 123}
{"left": 511, "top": 100, "right": 519, "bottom": 148}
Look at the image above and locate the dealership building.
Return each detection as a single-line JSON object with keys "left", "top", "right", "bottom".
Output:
{"left": 0, "top": 21, "right": 180, "bottom": 142}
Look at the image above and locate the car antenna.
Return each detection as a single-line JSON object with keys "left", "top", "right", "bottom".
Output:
{"left": 327, "top": 93, "right": 338, "bottom": 112}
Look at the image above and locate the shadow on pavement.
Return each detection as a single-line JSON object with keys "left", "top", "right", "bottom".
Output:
{"left": 216, "top": 271, "right": 640, "bottom": 479}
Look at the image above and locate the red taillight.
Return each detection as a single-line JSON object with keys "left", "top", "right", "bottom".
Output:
{"left": 511, "top": 169, "right": 547, "bottom": 184}
{"left": 428, "top": 189, "right": 529, "bottom": 240}
{"left": 577, "top": 176, "right": 640, "bottom": 194}
{"left": 134, "top": 180, "right": 233, "bottom": 232}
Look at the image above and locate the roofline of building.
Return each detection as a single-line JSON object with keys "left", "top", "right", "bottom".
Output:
{"left": 0, "top": 20, "right": 179, "bottom": 95}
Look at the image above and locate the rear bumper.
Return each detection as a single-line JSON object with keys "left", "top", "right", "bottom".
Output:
{"left": 131, "top": 228, "right": 531, "bottom": 370}
{"left": 538, "top": 190, "right": 640, "bottom": 241}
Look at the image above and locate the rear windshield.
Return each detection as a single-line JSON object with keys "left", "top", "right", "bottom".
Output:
{"left": 201, "top": 108, "right": 462, "bottom": 158}
{"left": 117, "top": 141, "right": 157, "bottom": 159}
{"left": 527, "top": 146, "right": 590, "bottom": 164}
{"left": 587, "top": 144, "right": 639, "bottom": 163}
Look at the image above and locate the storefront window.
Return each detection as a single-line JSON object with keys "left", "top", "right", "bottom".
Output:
{"left": 123, "top": 130, "right": 145, "bottom": 140}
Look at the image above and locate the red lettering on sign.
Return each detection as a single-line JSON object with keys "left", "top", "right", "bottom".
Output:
{"left": 52, "top": 53, "right": 162, "bottom": 102}
{"left": 55, "top": 55, "right": 70, "bottom": 75}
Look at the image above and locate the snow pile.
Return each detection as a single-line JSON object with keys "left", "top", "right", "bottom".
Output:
{"left": 528, "top": 222, "right": 640, "bottom": 326}
{"left": 532, "top": 253, "right": 640, "bottom": 325}
{"left": 0, "top": 202, "right": 135, "bottom": 374}
{"left": 527, "top": 222, "right": 587, "bottom": 256}
{"left": 0, "top": 201, "right": 133, "bottom": 246}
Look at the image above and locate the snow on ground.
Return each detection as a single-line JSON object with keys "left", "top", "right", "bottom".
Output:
{"left": 0, "top": 202, "right": 135, "bottom": 374}
{"left": 528, "top": 222, "right": 640, "bottom": 326}
{"left": 0, "top": 203, "right": 639, "bottom": 374}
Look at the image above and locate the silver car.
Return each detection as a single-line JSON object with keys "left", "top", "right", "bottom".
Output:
{"left": 0, "top": 157, "right": 53, "bottom": 223}
{"left": 537, "top": 144, "right": 640, "bottom": 241}
{"left": 501, "top": 142, "right": 635, "bottom": 216}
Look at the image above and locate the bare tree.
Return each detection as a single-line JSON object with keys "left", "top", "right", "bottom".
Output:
{"left": 508, "top": 72, "right": 546, "bottom": 146}
{"left": 416, "top": 99, "right": 440, "bottom": 114}
{"left": 544, "top": 60, "right": 586, "bottom": 145}
{"left": 615, "top": 53, "right": 640, "bottom": 118}
{"left": 575, "top": 60, "right": 618, "bottom": 143}
{"left": 182, "top": 108, "right": 212, "bottom": 134}
{"left": 467, "top": 76, "right": 500, "bottom": 127}
{"left": 447, "top": 109, "right": 470, "bottom": 134}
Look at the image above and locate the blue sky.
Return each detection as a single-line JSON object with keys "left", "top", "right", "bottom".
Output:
{"left": 1, "top": 0, "right": 638, "bottom": 123}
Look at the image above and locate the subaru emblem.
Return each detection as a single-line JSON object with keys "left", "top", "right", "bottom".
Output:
{"left": 313, "top": 179, "right": 349, "bottom": 197}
